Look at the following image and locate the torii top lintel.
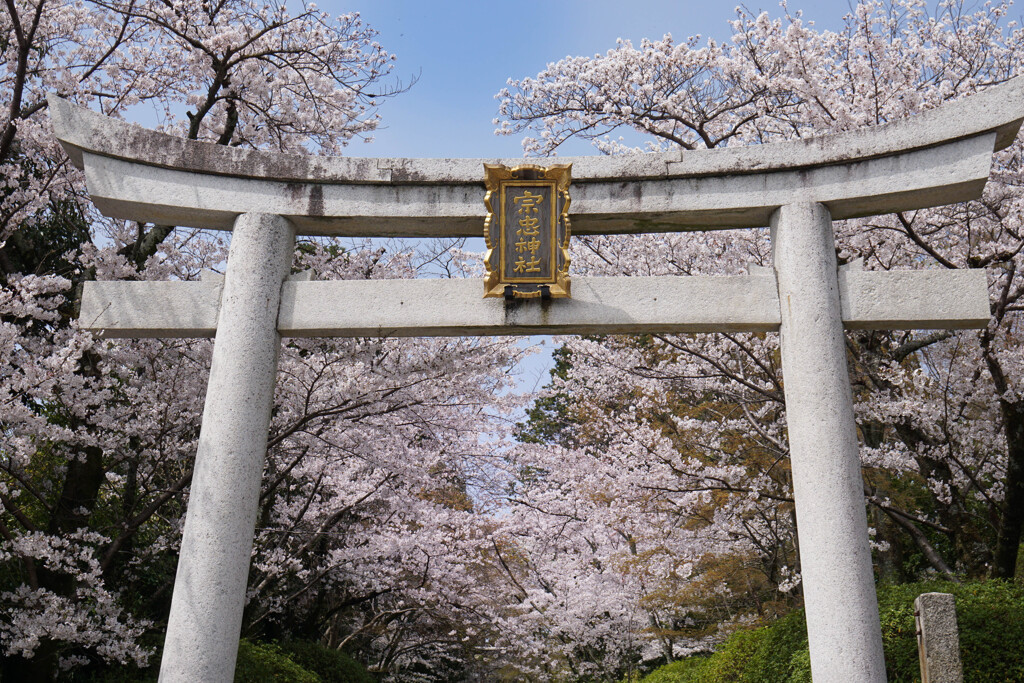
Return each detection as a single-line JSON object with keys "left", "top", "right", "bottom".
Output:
{"left": 48, "top": 80, "right": 1024, "bottom": 238}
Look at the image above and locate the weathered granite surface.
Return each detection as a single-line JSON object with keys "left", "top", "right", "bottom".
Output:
{"left": 79, "top": 269, "right": 990, "bottom": 339}
{"left": 47, "top": 78, "right": 1024, "bottom": 184}
{"left": 773, "top": 203, "right": 887, "bottom": 682}
{"left": 915, "top": 592, "right": 964, "bottom": 683}
{"left": 46, "top": 77, "right": 1024, "bottom": 236}
{"left": 158, "top": 213, "right": 294, "bottom": 683}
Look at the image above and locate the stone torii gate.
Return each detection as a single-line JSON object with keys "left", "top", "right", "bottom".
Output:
{"left": 49, "top": 78, "right": 1024, "bottom": 682}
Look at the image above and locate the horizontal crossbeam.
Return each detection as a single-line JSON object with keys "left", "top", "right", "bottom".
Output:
{"left": 47, "top": 78, "right": 1024, "bottom": 236}
{"left": 79, "top": 270, "right": 990, "bottom": 339}
{"left": 76, "top": 138, "right": 993, "bottom": 236}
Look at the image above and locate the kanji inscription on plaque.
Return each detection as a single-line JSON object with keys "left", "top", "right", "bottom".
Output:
{"left": 483, "top": 163, "right": 571, "bottom": 298}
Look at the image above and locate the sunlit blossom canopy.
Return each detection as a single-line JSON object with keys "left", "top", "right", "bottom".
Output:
{"left": 48, "top": 78, "right": 1024, "bottom": 237}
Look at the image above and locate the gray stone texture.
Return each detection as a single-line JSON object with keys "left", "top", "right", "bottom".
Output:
{"left": 772, "top": 202, "right": 887, "bottom": 683}
{"left": 80, "top": 280, "right": 224, "bottom": 337}
{"left": 79, "top": 268, "right": 989, "bottom": 339}
{"left": 48, "top": 77, "right": 1024, "bottom": 237}
{"left": 915, "top": 592, "right": 964, "bottom": 683}
{"left": 47, "top": 77, "right": 1024, "bottom": 183}
{"left": 158, "top": 213, "right": 295, "bottom": 683}
{"left": 71, "top": 131, "right": 995, "bottom": 236}
{"left": 73, "top": 135, "right": 992, "bottom": 235}
{"left": 838, "top": 269, "right": 990, "bottom": 330}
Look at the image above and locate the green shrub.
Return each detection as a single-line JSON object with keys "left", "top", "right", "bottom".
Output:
{"left": 279, "top": 639, "right": 375, "bottom": 683}
{"left": 76, "top": 638, "right": 373, "bottom": 682}
{"left": 641, "top": 580, "right": 1024, "bottom": 683}
{"left": 639, "top": 616, "right": 807, "bottom": 683}
{"left": 234, "top": 639, "right": 320, "bottom": 682}
{"left": 785, "top": 649, "right": 812, "bottom": 683}
{"left": 638, "top": 618, "right": 806, "bottom": 683}
{"left": 877, "top": 579, "right": 1024, "bottom": 683}
{"left": 709, "top": 626, "right": 769, "bottom": 683}
{"left": 740, "top": 610, "right": 809, "bottom": 683}
{"left": 639, "top": 655, "right": 712, "bottom": 683}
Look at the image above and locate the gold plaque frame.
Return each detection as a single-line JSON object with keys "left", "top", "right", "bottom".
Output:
{"left": 483, "top": 163, "right": 572, "bottom": 299}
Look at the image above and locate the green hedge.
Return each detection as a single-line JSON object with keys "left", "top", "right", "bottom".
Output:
{"left": 878, "top": 580, "right": 1024, "bottom": 683}
{"left": 234, "top": 640, "right": 320, "bottom": 682}
{"left": 639, "top": 610, "right": 810, "bottom": 683}
{"left": 279, "top": 639, "right": 376, "bottom": 683}
{"left": 80, "top": 638, "right": 373, "bottom": 683}
{"left": 641, "top": 580, "right": 1024, "bottom": 683}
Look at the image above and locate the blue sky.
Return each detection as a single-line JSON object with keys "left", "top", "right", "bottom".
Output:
{"left": 317, "top": 1, "right": 854, "bottom": 390}
{"left": 331, "top": 1, "right": 854, "bottom": 158}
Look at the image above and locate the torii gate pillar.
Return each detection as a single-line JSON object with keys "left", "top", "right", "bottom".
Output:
{"left": 773, "top": 203, "right": 887, "bottom": 681}
{"left": 160, "top": 214, "right": 295, "bottom": 682}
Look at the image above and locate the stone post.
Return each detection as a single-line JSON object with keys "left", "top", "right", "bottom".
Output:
{"left": 159, "top": 213, "right": 295, "bottom": 682}
{"left": 915, "top": 592, "right": 964, "bottom": 683}
{"left": 771, "top": 202, "right": 887, "bottom": 682}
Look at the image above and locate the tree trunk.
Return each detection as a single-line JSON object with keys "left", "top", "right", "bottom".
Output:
{"left": 992, "top": 400, "right": 1024, "bottom": 578}
{"left": 981, "top": 328, "right": 1024, "bottom": 579}
{"left": 47, "top": 445, "right": 104, "bottom": 536}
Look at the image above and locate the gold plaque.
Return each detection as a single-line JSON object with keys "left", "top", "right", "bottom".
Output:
{"left": 483, "top": 163, "right": 571, "bottom": 299}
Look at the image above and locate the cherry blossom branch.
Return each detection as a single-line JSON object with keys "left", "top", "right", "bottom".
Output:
{"left": 874, "top": 504, "right": 959, "bottom": 580}
{"left": 897, "top": 211, "right": 959, "bottom": 268}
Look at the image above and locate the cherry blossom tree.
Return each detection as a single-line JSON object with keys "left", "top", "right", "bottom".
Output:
{"left": 8, "top": 0, "right": 1024, "bottom": 680}
{"left": 491, "top": 0, "right": 1024, "bottom": 675}
{"left": 1, "top": 2, "right": 528, "bottom": 680}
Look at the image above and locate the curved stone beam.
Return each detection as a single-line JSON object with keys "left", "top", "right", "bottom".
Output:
{"left": 48, "top": 80, "right": 1024, "bottom": 237}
